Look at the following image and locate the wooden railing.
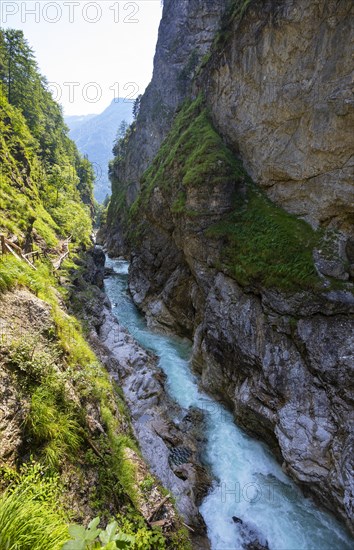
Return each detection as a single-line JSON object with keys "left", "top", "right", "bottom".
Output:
{"left": 53, "top": 236, "right": 71, "bottom": 270}
{"left": 0, "top": 233, "right": 38, "bottom": 270}
{"left": 0, "top": 233, "right": 72, "bottom": 271}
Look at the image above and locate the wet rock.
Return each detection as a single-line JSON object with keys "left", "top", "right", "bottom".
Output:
{"left": 168, "top": 446, "right": 193, "bottom": 467}
{"left": 86, "top": 301, "right": 212, "bottom": 543}
{"left": 196, "top": 272, "right": 354, "bottom": 530}
{"left": 83, "top": 246, "right": 106, "bottom": 288}
{"left": 232, "top": 517, "right": 269, "bottom": 550}
{"left": 104, "top": 267, "right": 115, "bottom": 277}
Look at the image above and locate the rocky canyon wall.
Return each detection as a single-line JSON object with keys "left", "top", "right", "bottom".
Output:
{"left": 105, "top": 0, "right": 354, "bottom": 534}
{"left": 202, "top": 0, "right": 354, "bottom": 232}
{"left": 104, "top": 0, "right": 227, "bottom": 254}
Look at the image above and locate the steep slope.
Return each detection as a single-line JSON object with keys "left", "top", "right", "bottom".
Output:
{"left": 104, "top": 0, "right": 228, "bottom": 253}
{"left": 0, "top": 88, "right": 93, "bottom": 250}
{"left": 0, "top": 30, "right": 190, "bottom": 549}
{"left": 66, "top": 100, "right": 134, "bottom": 203}
{"left": 0, "top": 29, "right": 94, "bottom": 250}
{"left": 103, "top": 0, "right": 354, "bottom": 536}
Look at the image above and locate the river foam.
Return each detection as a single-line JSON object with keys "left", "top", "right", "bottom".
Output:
{"left": 105, "top": 258, "right": 353, "bottom": 550}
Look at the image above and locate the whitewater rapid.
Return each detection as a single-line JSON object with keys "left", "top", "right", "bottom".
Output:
{"left": 104, "top": 258, "right": 353, "bottom": 550}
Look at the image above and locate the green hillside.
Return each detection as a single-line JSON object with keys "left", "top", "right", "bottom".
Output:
{"left": 0, "top": 29, "right": 94, "bottom": 250}
{"left": 0, "top": 29, "right": 186, "bottom": 550}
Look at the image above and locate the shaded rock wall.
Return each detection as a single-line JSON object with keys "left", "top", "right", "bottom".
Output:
{"left": 127, "top": 158, "right": 354, "bottom": 533}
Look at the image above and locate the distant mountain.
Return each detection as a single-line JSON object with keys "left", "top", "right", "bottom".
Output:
{"left": 64, "top": 113, "right": 96, "bottom": 132}
{"left": 65, "top": 99, "right": 134, "bottom": 202}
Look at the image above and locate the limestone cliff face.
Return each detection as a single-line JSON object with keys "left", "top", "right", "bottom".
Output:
{"left": 105, "top": 0, "right": 227, "bottom": 254}
{"left": 201, "top": 0, "right": 354, "bottom": 232}
{"left": 128, "top": 0, "right": 227, "bottom": 182}
{"left": 105, "top": 0, "right": 354, "bottom": 534}
{"left": 127, "top": 154, "right": 354, "bottom": 534}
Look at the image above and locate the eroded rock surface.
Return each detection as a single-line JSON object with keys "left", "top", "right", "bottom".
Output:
{"left": 203, "top": 0, "right": 354, "bottom": 232}
{"left": 103, "top": 0, "right": 354, "bottom": 535}
{"left": 126, "top": 198, "right": 354, "bottom": 533}
{"left": 81, "top": 286, "right": 211, "bottom": 548}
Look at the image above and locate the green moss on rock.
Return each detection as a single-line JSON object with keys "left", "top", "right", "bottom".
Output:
{"left": 109, "top": 95, "right": 322, "bottom": 292}
{"left": 208, "top": 184, "right": 320, "bottom": 290}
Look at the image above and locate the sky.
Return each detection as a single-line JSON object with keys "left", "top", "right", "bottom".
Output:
{"left": 0, "top": 0, "right": 163, "bottom": 115}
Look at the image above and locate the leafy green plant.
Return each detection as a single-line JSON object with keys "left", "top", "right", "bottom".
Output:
{"left": 140, "top": 476, "right": 154, "bottom": 493}
{"left": 99, "top": 520, "right": 135, "bottom": 548}
{"left": 0, "top": 462, "right": 69, "bottom": 550}
{"left": 62, "top": 517, "right": 135, "bottom": 549}
{"left": 114, "top": 511, "right": 166, "bottom": 550}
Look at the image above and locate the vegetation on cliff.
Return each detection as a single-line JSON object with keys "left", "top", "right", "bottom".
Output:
{"left": 0, "top": 29, "right": 94, "bottom": 248}
{"left": 0, "top": 29, "right": 187, "bottom": 550}
{"left": 207, "top": 185, "right": 320, "bottom": 290}
{"left": 108, "top": 96, "right": 321, "bottom": 291}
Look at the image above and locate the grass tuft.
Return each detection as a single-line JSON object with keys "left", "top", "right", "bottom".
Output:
{"left": 0, "top": 462, "right": 69, "bottom": 550}
{"left": 26, "top": 386, "right": 82, "bottom": 469}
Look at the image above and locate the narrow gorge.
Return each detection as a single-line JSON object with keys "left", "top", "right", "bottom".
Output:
{"left": 101, "top": 0, "right": 354, "bottom": 545}
{"left": 0, "top": 1, "right": 353, "bottom": 549}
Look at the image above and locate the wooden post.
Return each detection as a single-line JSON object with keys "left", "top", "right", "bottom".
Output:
{"left": 0, "top": 234, "right": 6, "bottom": 255}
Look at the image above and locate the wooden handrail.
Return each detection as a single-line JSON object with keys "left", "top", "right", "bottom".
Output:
{"left": 0, "top": 233, "right": 36, "bottom": 270}
{"left": 23, "top": 250, "right": 41, "bottom": 257}
{"left": 4, "top": 242, "right": 22, "bottom": 261}
{"left": 0, "top": 233, "right": 71, "bottom": 272}
{"left": 0, "top": 234, "right": 5, "bottom": 255}
{"left": 53, "top": 245, "right": 70, "bottom": 270}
